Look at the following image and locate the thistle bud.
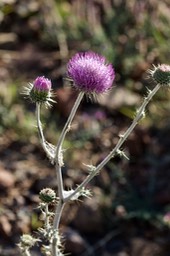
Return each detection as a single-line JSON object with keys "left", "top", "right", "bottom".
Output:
{"left": 30, "top": 76, "right": 52, "bottom": 102}
{"left": 22, "top": 76, "right": 55, "bottom": 107}
{"left": 20, "top": 234, "right": 36, "bottom": 247}
{"left": 18, "top": 234, "right": 39, "bottom": 252}
{"left": 148, "top": 64, "right": 170, "bottom": 86}
{"left": 39, "top": 188, "right": 56, "bottom": 203}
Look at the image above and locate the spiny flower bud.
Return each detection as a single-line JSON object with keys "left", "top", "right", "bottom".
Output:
{"left": 39, "top": 188, "right": 56, "bottom": 203}
{"left": 18, "top": 234, "right": 38, "bottom": 249}
{"left": 148, "top": 64, "right": 170, "bottom": 86}
{"left": 30, "top": 76, "right": 51, "bottom": 102}
{"left": 22, "top": 76, "right": 55, "bottom": 107}
{"left": 67, "top": 51, "right": 115, "bottom": 97}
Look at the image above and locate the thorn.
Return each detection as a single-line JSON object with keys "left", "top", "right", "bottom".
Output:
{"left": 83, "top": 163, "right": 96, "bottom": 172}
{"left": 116, "top": 149, "right": 129, "bottom": 160}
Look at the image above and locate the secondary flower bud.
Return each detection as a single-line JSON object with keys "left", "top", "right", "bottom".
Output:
{"left": 148, "top": 64, "right": 170, "bottom": 86}
{"left": 18, "top": 234, "right": 38, "bottom": 249}
{"left": 21, "top": 234, "right": 37, "bottom": 247}
{"left": 67, "top": 51, "right": 115, "bottom": 96}
{"left": 39, "top": 188, "right": 56, "bottom": 203}
{"left": 30, "top": 76, "right": 52, "bottom": 103}
{"left": 22, "top": 76, "right": 55, "bottom": 107}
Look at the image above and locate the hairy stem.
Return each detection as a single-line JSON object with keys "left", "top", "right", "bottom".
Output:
{"left": 36, "top": 103, "right": 54, "bottom": 159}
{"left": 54, "top": 91, "right": 84, "bottom": 164}
{"left": 44, "top": 204, "right": 50, "bottom": 232}
{"left": 52, "top": 92, "right": 84, "bottom": 256}
{"left": 51, "top": 201, "right": 65, "bottom": 256}
{"left": 54, "top": 92, "right": 84, "bottom": 202}
{"left": 64, "top": 83, "right": 161, "bottom": 202}
{"left": 22, "top": 250, "right": 31, "bottom": 256}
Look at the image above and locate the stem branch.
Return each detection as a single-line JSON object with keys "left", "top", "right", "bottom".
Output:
{"left": 64, "top": 84, "right": 161, "bottom": 202}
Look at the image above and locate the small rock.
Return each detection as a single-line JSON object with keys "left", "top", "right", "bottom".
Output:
{"left": 73, "top": 196, "right": 103, "bottom": 234}
{"left": 130, "top": 237, "right": 162, "bottom": 256}
{"left": 0, "top": 215, "right": 12, "bottom": 237}
{"left": 0, "top": 166, "right": 15, "bottom": 189}
{"left": 63, "top": 227, "right": 86, "bottom": 255}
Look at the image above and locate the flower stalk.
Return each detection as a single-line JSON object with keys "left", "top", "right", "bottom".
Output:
{"left": 64, "top": 83, "right": 161, "bottom": 202}
{"left": 54, "top": 91, "right": 84, "bottom": 165}
{"left": 52, "top": 92, "right": 84, "bottom": 256}
{"left": 36, "top": 103, "right": 54, "bottom": 160}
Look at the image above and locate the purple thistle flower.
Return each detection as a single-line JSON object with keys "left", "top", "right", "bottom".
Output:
{"left": 33, "top": 76, "right": 52, "bottom": 91}
{"left": 67, "top": 52, "right": 115, "bottom": 95}
{"left": 22, "top": 76, "right": 55, "bottom": 107}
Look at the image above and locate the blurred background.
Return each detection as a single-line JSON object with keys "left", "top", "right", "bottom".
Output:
{"left": 0, "top": 0, "right": 170, "bottom": 255}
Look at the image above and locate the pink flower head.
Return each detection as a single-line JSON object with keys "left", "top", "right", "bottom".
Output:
{"left": 33, "top": 76, "right": 52, "bottom": 91}
{"left": 67, "top": 52, "right": 115, "bottom": 95}
{"left": 22, "top": 76, "right": 55, "bottom": 107}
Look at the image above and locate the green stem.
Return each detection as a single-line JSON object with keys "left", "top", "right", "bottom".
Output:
{"left": 52, "top": 92, "right": 84, "bottom": 256}
{"left": 23, "top": 250, "right": 31, "bottom": 256}
{"left": 54, "top": 92, "right": 84, "bottom": 201}
{"left": 36, "top": 103, "right": 54, "bottom": 159}
{"left": 52, "top": 201, "right": 65, "bottom": 256}
{"left": 54, "top": 92, "right": 84, "bottom": 164}
{"left": 45, "top": 204, "right": 50, "bottom": 231}
{"left": 64, "top": 83, "right": 161, "bottom": 202}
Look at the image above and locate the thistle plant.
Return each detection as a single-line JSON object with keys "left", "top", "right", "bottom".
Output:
{"left": 19, "top": 53, "right": 170, "bottom": 256}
